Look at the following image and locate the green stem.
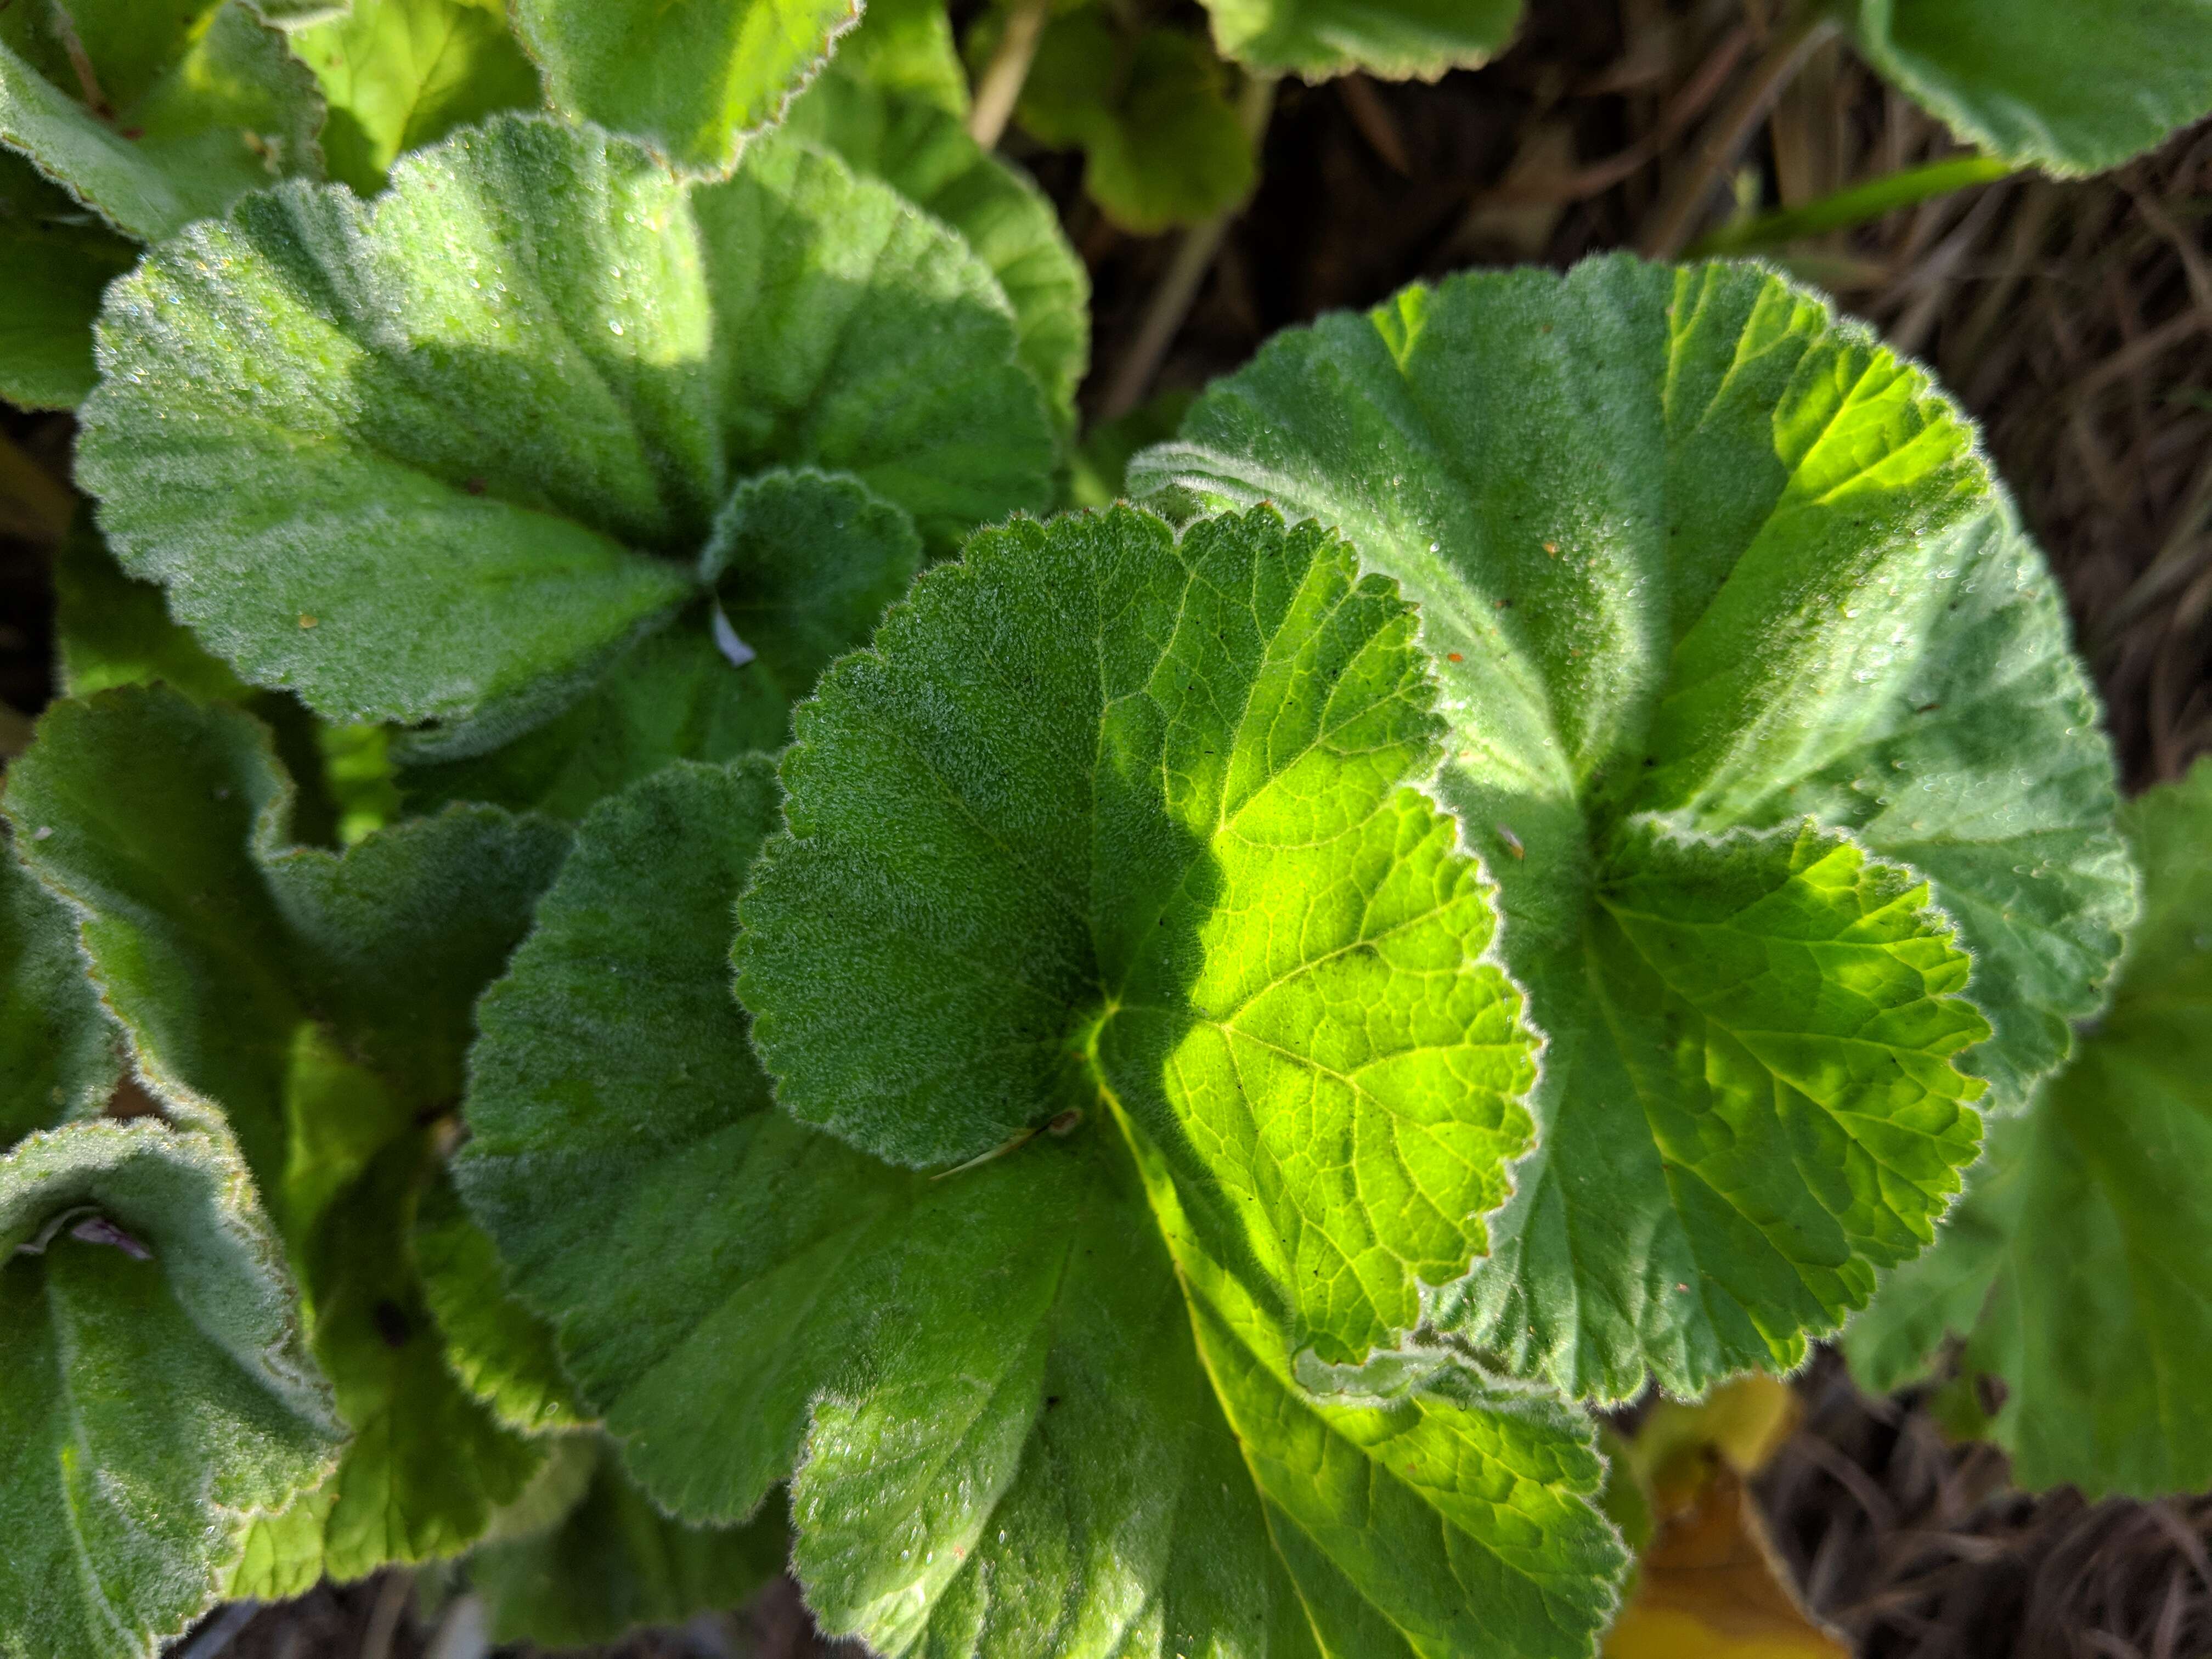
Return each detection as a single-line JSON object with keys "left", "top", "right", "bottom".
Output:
{"left": 1686, "top": 154, "right": 2018, "bottom": 259}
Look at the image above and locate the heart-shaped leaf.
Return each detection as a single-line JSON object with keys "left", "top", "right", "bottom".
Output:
{"left": 1131, "top": 256, "right": 2135, "bottom": 1400}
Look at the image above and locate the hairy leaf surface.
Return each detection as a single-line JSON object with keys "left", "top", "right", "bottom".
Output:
{"left": 0, "top": 0, "right": 324, "bottom": 242}
{"left": 7, "top": 687, "right": 569, "bottom": 1581}
{"left": 77, "top": 114, "right": 1053, "bottom": 764}
{"left": 464, "top": 719, "right": 1627, "bottom": 1658}
{"left": 1850, "top": 0, "right": 2212, "bottom": 177}
{"left": 0, "top": 1120, "right": 341, "bottom": 1659}
{"left": 1846, "top": 760, "right": 2212, "bottom": 1497}
{"left": 400, "top": 466, "right": 923, "bottom": 817}
{"left": 511, "top": 0, "right": 855, "bottom": 175}
{"left": 288, "top": 0, "right": 539, "bottom": 193}
{"left": 1200, "top": 0, "right": 1522, "bottom": 81}
{"left": 785, "top": 50, "right": 1088, "bottom": 424}
{"left": 1131, "top": 257, "right": 2133, "bottom": 1399}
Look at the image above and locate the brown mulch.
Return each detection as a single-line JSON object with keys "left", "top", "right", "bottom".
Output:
{"left": 19, "top": 3, "right": 2212, "bottom": 1656}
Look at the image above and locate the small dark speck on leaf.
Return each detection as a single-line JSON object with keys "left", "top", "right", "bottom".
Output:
{"left": 1916, "top": 702, "right": 1942, "bottom": 713}
{"left": 121, "top": 127, "right": 143, "bottom": 140}
{"left": 373, "top": 1300, "right": 412, "bottom": 1348}
{"left": 1046, "top": 1396, "right": 1062, "bottom": 1409}
{"left": 464, "top": 476, "right": 487, "bottom": 495}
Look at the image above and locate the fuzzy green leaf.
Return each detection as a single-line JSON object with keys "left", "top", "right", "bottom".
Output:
{"left": 77, "top": 115, "right": 1052, "bottom": 759}
{"left": 399, "top": 466, "right": 922, "bottom": 817}
{"left": 462, "top": 726, "right": 1626, "bottom": 1658}
{"left": 1846, "top": 760, "right": 2212, "bottom": 1497}
{"left": 1, "top": 842, "right": 119, "bottom": 1144}
{"left": 741, "top": 506, "right": 1536, "bottom": 1365}
{"left": 1850, "top": 0, "right": 2212, "bottom": 177}
{"left": 0, "top": 152, "right": 134, "bottom": 409}
{"left": 0, "top": 0, "right": 324, "bottom": 242}
{"left": 511, "top": 0, "right": 855, "bottom": 176}
{"left": 7, "top": 687, "right": 569, "bottom": 1581}
{"left": 1200, "top": 0, "right": 1521, "bottom": 81}
{"left": 1012, "top": 15, "right": 1253, "bottom": 233}
{"left": 1131, "top": 256, "right": 2134, "bottom": 1400}
{"left": 0, "top": 1120, "right": 341, "bottom": 1659}
{"left": 785, "top": 56, "right": 1088, "bottom": 424}
{"left": 469, "top": 1441, "right": 788, "bottom": 1647}
{"left": 287, "top": 0, "right": 539, "bottom": 194}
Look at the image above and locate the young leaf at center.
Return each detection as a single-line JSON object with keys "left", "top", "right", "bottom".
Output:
{"left": 462, "top": 510, "right": 1630, "bottom": 1658}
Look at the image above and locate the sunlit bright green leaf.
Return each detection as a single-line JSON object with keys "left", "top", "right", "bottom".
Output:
{"left": 464, "top": 511, "right": 1628, "bottom": 1658}
{"left": 287, "top": 0, "right": 538, "bottom": 193}
{"left": 1131, "top": 256, "right": 2134, "bottom": 1401}
{"left": 511, "top": 0, "right": 855, "bottom": 175}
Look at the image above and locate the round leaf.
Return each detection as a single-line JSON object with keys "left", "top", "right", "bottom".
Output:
{"left": 1131, "top": 256, "right": 2135, "bottom": 1400}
